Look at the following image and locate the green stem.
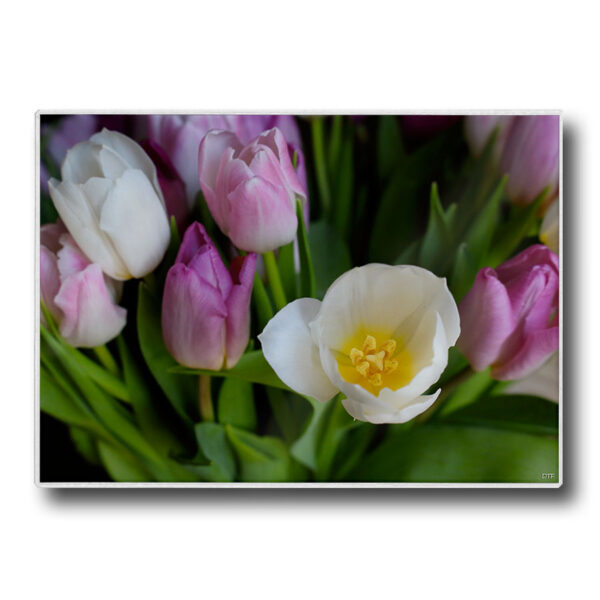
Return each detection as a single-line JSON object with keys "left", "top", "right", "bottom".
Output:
{"left": 416, "top": 367, "right": 475, "bottom": 425}
{"left": 252, "top": 272, "right": 274, "bottom": 328}
{"left": 263, "top": 251, "right": 287, "bottom": 311}
{"left": 198, "top": 374, "right": 214, "bottom": 422}
{"left": 296, "top": 199, "right": 316, "bottom": 298}
{"left": 93, "top": 344, "right": 120, "bottom": 376}
{"left": 311, "top": 117, "right": 331, "bottom": 214}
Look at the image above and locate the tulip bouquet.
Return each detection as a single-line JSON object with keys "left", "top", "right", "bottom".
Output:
{"left": 38, "top": 113, "right": 561, "bottom": 485}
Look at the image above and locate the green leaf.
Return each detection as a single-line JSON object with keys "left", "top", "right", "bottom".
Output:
{"left": 443, "top": 394, "right": 558, "bottom": 436}
{"left": 308, "top": 220, "right": 352, "bottom": 299}
{"left": 349, "top": 424, "right": 558, "bottom": 483}
{"left": 118, "top": 336, "right": 186, "bottom": 457}
{"left": 40, "top": 365, "right": 97, "bottom": 431}
{"left": 463, "top": 175, "right": 506, "bottom": 266}
{"left": 276, "top": 240, "right": 297, "bottom": 301}
{"left": 266, "top": 387, "right": 312, "bottom": 444}
{"left": 487, "top": 191, "right": 546, "bottom": 267}
{"left": 418, "top": 183, "right": 455, "bottom": 272}
{"left": 217, "top": 378, "right": 257, "bottom": 431}
{"left": 170, "top": 350, "right": 289, "bottom": 391}
{"left": 226, "top": 425, "right": 297, "bottom": 482}
{"left": 97, "top": 441, "right": 153, "bottom": 482}
{"left": 296, "top": 199, "right": 316, "bottom": 298}
{"left": 437, "top": 369, "right": 496, "bottom": 417}
{"left": 69, "top": 427, "right": 101, "bottom": 466}
{"left": 370, "top": 168, "right": 420, "bottom": 262}
{"left": 137, "top": 282, "right": 198, "bottom": 423}
{"left": 41, "top": 327, "right": 171, "bottom": 480}
{"left": 185, "top": 422, "right": 237, "bottom": 482}
{"left": 331, "top": 127, "right": 354, "bottom": 239}
{"left": 290, "top": 395, "right": 359, "bottom": 481}
{"left": 393, "top": 239, "right": 420, "bottom": 266}
{"left": 329, "top": 422, "right": 376, "bottom": 481}
{"left": 449, "top": 242, "right": 478, "bottom": 302}
{"left": 327, "top": 114, "right": 344, "bottom": 175}
{"left": 377, "top": 116, "right": 404, "bottom": 180}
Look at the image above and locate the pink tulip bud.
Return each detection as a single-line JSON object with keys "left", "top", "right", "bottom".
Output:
{"left": 140, "top": 139, "right": 189, "bottom": 232}
{"left": 40, "top": 222, "right": 126, "bottom": 347}
{"left": 198, "top": 128, "right": 306, "bottom": 253}
{"left": 457, "top": 245, "right": 559, "bottom": 380}
{"left": 500, "top": 115, "right": 559, "bottom": 206}
{"left": 146, "top": 115, "right": 305, "bottom": 207}
{"left": 161, "top": 222, "right": 257, "bottom": 370}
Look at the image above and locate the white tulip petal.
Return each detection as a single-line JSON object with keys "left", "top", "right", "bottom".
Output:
{"left": 97, "top": 145, "right": 132, "bottom": 181}
{"left": 91, "top": 129, "right": 164, "bottom": 203}
{"left": 505, "top": 352, "right": 559, "bottom": 402}
{"left": 313, "top": 264, "right": 459, "bottom": 351}
{"left": 99, "top": 169, "right": 170, "bottom": 279}
{"left": 48, "top": 178, "right": 129, "bottom": 279}
{"left": 61, "top": 141, "right": 104, "bottom": 183}
{"left": 258, "top": 299, "right": 338, "bottom": 403}
{"left": 342, "top": 390, "right": 440, "bottom": 424}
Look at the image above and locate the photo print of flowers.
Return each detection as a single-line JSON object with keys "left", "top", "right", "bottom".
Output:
{"left": 38, "top": 113, "right": 560, "bottom": 485}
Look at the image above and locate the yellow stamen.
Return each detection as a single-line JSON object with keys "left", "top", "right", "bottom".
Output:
{"left": 349, "top": 335, "right": 399, "bottom": 387}
{"left": 362, "top": 335, "right": 377, "bottom": 354}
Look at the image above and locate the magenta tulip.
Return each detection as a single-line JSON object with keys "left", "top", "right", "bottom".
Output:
{"left": 457, "top": 245, "right": 559, "bottom": 380}
{"left": 161, "top": 222, "right": 257, "bottom": 370}
{"left": 500, "top": 115, "right": 559, "bottom": 206}
{"left": 40, "top": 222, "right": 126, "bottom": 347}
{"left": 140, "top": 139, "right": 189, "bottom": 231}
{"left": 198, "top": 127, "right": 307, "bottom": 253}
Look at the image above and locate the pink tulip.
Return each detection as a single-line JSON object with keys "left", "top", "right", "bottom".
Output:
{"left": 161, "top": 222, "right": 257, "bottom": 370}
{"left": 457, "top": 245, "right": 559, "bottom": 380}
{"left": 146, "top": 115, "right": 305, "bottom": 207}
{"left": 140, "top": 139, "right": 189, "bottom": 232}
{"left": 500, "top": 115, "right": 559, "bottom": 206}
{"left": 40, "top": 222, "right": 126, "bottom": 347}
{"left": 198, "top": 128, "right": 306, "bottom": 253}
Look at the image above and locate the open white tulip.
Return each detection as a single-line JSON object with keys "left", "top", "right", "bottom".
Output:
{"left": 258, "top": 264, "right": 460, "bottom": 424}
{"left": 48, "top": 129, "right": 170, "bottom": 280}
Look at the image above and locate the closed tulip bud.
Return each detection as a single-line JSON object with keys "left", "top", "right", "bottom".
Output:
{"left": 500, "top": 115, "right": 559, "bottom": 205}
{"left": 48, "top": 129, "right": 171, "bottom": 280}
{"left": 162, "top": 222, "right": 257, "bottom": 370}
{"left": 457, "top": 245, "right": 559, "bottom": 380}
{"left": 40, "top": 222, "right": 126, "bottom": 347}
{"left": 198, "top": 128, "right": 306, "bottom": 253}
{"left": 147, "top": 115, "right": 305, "bottom": 207}
{"left": 140, "top": 139, "right": 189, "bottom": 232}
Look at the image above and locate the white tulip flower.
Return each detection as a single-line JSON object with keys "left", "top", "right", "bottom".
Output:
{"left": 258, "top": 264, "right": 460, "bottom": 424}
{"left": 48, "top": 129, "right": 170, "bottom": 280}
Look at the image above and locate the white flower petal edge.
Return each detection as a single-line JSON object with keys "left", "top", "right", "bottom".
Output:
{"left": 257, "top": 298, "right": 338, "bottom": 403}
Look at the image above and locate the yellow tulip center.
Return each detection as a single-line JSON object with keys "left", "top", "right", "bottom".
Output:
{"left": 349, "top": 335, "right": 398, "bottom": 387}
{"left": 336, "top": 330, "right": 414, "bottom": 396}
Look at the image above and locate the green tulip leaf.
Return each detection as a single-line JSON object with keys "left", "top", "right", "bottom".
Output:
{"left": 217, "top": 378, "right": 257, "bottom": 432}
{"left": 308, "top": 220, "right": 352, "bottom": 300}
{"left": 349, "top": 423, "right": 558, "bottom": 483}
{"left": 97, "top": 441, "right": 154, "bottom": 483}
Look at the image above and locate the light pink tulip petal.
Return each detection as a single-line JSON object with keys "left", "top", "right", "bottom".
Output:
{"left": 161, "top": 264, "right": 227, "bottom": 370}
{"left": 457, "top": 268, "right": 516, "bottom": 371}
{"left": 492, "top": 325, "right": 559, "bottom": 381}
{"left": 254, "top": 128, "right": 306, "bottom": 200}
{"left": 225, "top": 253, "right": 257, "bottom": 368}
{"left": 54, "top": 263, "right": 127, "bottom": 348}
{"left": 40, "top": 246, "right": 61, "bottom": 321}
{"left": 243, "top": 146, "right": 292, "bottom": 192}
{"left": 198, "top": 130, "right": 243, "bottom": 193}
{"left": 495, "top": 244, "right": 558, "bottom": 281}
{"left": 501, "top": 115, "right": 560, "bottom": 205}
{"left": 56, "top": 234, "right": 90, "bottom": 279}
{"left": 227, "top": 177, "right": 298, "bottom": 253}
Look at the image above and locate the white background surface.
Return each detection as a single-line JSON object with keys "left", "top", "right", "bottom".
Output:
{"left": 1, "top": 1, "right": 595, "bottom": 598}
